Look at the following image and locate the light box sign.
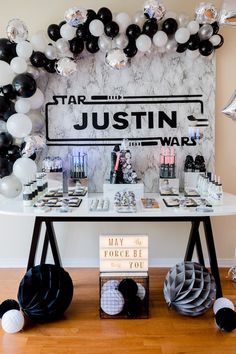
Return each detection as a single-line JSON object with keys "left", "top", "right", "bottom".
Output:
{"left": 100, "top": 235, "right": 148, "bottom": 272}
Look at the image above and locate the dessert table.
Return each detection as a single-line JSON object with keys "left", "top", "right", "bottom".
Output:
{"left": 1, "top": 192, "right": 236, "bottom": 298}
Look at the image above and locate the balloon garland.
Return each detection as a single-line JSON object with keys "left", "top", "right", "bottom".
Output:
{"left": 0, "top": 1, "right": 228, "bottom": 198}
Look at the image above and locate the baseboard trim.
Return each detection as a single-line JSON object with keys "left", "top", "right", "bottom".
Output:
{"left": 0, "top": 258, "right": 233, "bottom": 268}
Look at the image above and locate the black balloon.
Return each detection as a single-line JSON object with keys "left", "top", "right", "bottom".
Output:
{"left": 0, "top": 38, "right": 17, "bottom": 63}
{"left": 104, "top": 21, "right": 119, "bottom": 38}
{"left": 1, "top": 101, "right": 16, "bottom": 122}
{"left": 76, "top": 24, "right": 91, "bottom": 41}
{"left": 0, "top": 157, "right": 12, "bottom": 178}
{"left": 0, "top": 299, "right": 20, "bottom": 318}
{"left": 215, "top": 308, "right": 236, "bottom": 332}
{"left": 44, "top": 59, "right": 57, "bottom": 73}
{"left": 0, "top": 132, "right": 13, "bottom": 148}
{"left": 1, "top": 84, "right": 17, "bottom": 100}
{"left": 126, "top": 24, "right": 141, "bottom": 40}
{"left": 86, "top": 9, "right": 97, "bottom": 24}
{"left": 142, "top": 19, "right": 158, "bottom": 38}
{"left": 30, "top": 51, "right": 47, "bottom": 68}
{"left": 12, "top": 73, "right": 37, "bottom": 98}
{"left": 123, "top": 42, "right": 138, "bottom": 58}
{"left": 162, "top": 18, "right": 178, "bottom": 36}
{"left": 4, "top": 144, "right": 21, "bottom": 162}
{"left": 211, "top": 21, "right": 219, "bottom": 35}
{"left": 86, "top": 36, "right": 99, "bottom": 53}
{"left": 188, "top": 35, "right": 200, "bottom": 51}
{"left": 176, "top": 43, "right": 188, "bottom": 53}
{"left": 199, "top": 40, "right": 214, "bottom": 56}
{"left": 214, "top": 34, "right": 224, "bottom": 49}
{"left": 0, "top": 96, "right": 11, "bottom": 114}
{"left": 47, "top": 24, "right": 61, "bottom": 41}
{"left": 97, "top": 7, "right": 113, "bottom": 24}
{"left": 18, "top": 264, "right": 74, "bottom": 322}
{"left": 69, "top": 37, "right": 84, "bottom": 54}
{"left": 118, "top": 278, "right": 138, "bottom": 299}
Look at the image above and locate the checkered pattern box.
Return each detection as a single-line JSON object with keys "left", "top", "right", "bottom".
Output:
{"left": 99, "top": 272, "right": 149, "bottom": 319}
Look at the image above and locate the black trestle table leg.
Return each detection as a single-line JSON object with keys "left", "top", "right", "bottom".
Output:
{"left": 27, "top": 217, "right": 43, "bottom": 271}
{"left": 45, "top": 221, "right": 62, "bottom": 268}
{"left": 184, "top": 220, "right": 201, "bottom": 261}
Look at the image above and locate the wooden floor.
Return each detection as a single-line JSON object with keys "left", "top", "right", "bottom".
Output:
{"left": 0, "top": 268, "right": 235, "bottom": 354}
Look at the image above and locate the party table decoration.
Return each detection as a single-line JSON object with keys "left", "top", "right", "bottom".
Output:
{"left": 0, "top": 1, "right": 227, "bottom": 198}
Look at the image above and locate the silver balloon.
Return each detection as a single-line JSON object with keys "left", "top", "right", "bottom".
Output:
{"left": 222, "top": 91, "right": 236, "bottom": 119}
{"left": 98, "top": 35, "right": 113, "bottom": 52}
{"left": 27, "top": 65, "right": 41, "bottom": 80}
{"left": 64, "top": 6, "right": 87, "bottom": 27}
{"left": 219, "top": 0, "right": 236, "bottom": 26}
{"left": 55, "top": 57, "right": 77, "bottom": 76}
{"left": 56, "top": 38, "right": 70, "bottom": 54}
{"left": 44, "top": 45, "right": 58, "bottom": 60}
{"left": 198, "top": 24, "right": 214, "bottom": 40}
{"left": 6, "top": 19, "right": 28, "bottom": 43}
{"left": 105, "top": 48, "right": 128, "bottom": 70}
{"left": 0, "top": 175, "right": 22, "bottom": 198}
{"left": 144, "top": 0, "right": 166, "bottom": 21}
{"left": 195, "top": 2, "right": 218, "bottom": 24}
{"left": 114, "top": 34, "right": 129, "bottom": 49}
{"left": 22, "top": 134, "right": 46, "bottom": 157}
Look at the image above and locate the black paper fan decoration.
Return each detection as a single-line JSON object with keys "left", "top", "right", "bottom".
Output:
{"left": 17, "top": 264, "right": 73, "bottom": 322}
{"left": 163, "top": 261, "right": 216, "bottom": 316}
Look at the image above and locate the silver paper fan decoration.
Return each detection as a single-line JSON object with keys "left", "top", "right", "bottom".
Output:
{"left": 163, "top": 261, "right": 216, "bottom": 316}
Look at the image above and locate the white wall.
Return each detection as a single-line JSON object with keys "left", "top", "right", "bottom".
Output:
{"left": 0, "top": 0, "right": 236, "bottom": 268}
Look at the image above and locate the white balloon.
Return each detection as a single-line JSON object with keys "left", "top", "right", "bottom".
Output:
{"left": 98, "top": 35, "right": 113, "bottom": 52}
{"left": 28, "top": 111, "right": 45, "bottom": 132}
{"left": 175, "top": 27, "right": 190, "bottom": 44}
{"left": 178, "top": 13, "right": 189, "bottom": 27}
{"left": 10, "top": 57, "right": 27, "bottom": 74}
{"left": 60, "top": 23, "right": 76, "bottom": 41}
{"left": 1, "top": 310, "right": 24, "bottom": 333}
{"left": 7, "top": 113, "right": 32, "bottom": 138}
{"left": 15, "top": 99, "right": 31, "bottom": 114}
{"left": 115, "top": 13, "right": 131, "bottom": 33}
{"left": 186, "top": 49, "right": 200, "bottom": 59}
{"left": 22, "top": 88, "right": 44, "bottom": 110}
{"left": 0, "top": 175, "right": 22, "bottom": 198}
{"left": 44, "top": 45, "right": 57, "bottom": 60}
{"left": 153, "top": 31, "right": 168, "bottom": 47}
{"left": 114, "top": 33, "right": 129, "bottom": 49}
{"left": 31, "top": 32, "right": 47, "bottom": 52}
{"left": 13, "top": 157, "right": 37, "bottom": 184}
{"left": 187, "top": 21, "right": 200, "bottom": 35}
{"left": 56, "top": 38, "right": 70, "bottom": 53}
{"left": 16, "top": 41, "right": 33, "bottom": 59}
{"left": 89, "top": 19, "right": 104, "bottom": 37}
{"left": 209, "top": 34, "right": 222, "bottom": 47}
{"left": 213, "top": 297, "right": 235, "bottom": 315}
{"left": 136, "top": 34, "right": 152, "bottom": 52}
{"left": 133, "top": 11, "right": 146, "bottom": 27}
{"left": 0, "top": 61, "right": 14, "bottom": 86}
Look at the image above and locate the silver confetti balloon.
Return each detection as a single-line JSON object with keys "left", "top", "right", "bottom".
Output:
{"left": 218, "top": 0, "right": 236, "bottom": 27}
{"left": 105, "top": 48, "right": 128, "bottom": 70}
{"left": 144, "top": 0, "right": 166, "bottom": 21}
{"left": 64, "top": 6, "right": 87, "bottom": 27}
{"left": 22, "top": 134, "right": 46, "bottom": 157}
{"left": 6, "top": 19, "right": 28, "bottom": 43}
{"left": 195, "top": 2, "right": 218, "bottom": 24}
{"left": 55, "top": 57, "right": 77, "bottom": 76}
{"left": 222, "top": 91, "right": 236, "bottom": 119}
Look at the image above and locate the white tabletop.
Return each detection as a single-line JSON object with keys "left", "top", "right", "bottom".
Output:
{"left": 1, "top": 192, "right": 236, "bottom": 218}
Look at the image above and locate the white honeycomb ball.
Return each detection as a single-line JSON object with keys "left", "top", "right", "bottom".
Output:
{"left": 1, "top": 310, "right": 24, "bottom": 333}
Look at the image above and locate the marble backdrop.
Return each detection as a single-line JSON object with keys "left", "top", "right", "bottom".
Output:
{"left": 39, "top": 50, "right": 215, "bottom": 192}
